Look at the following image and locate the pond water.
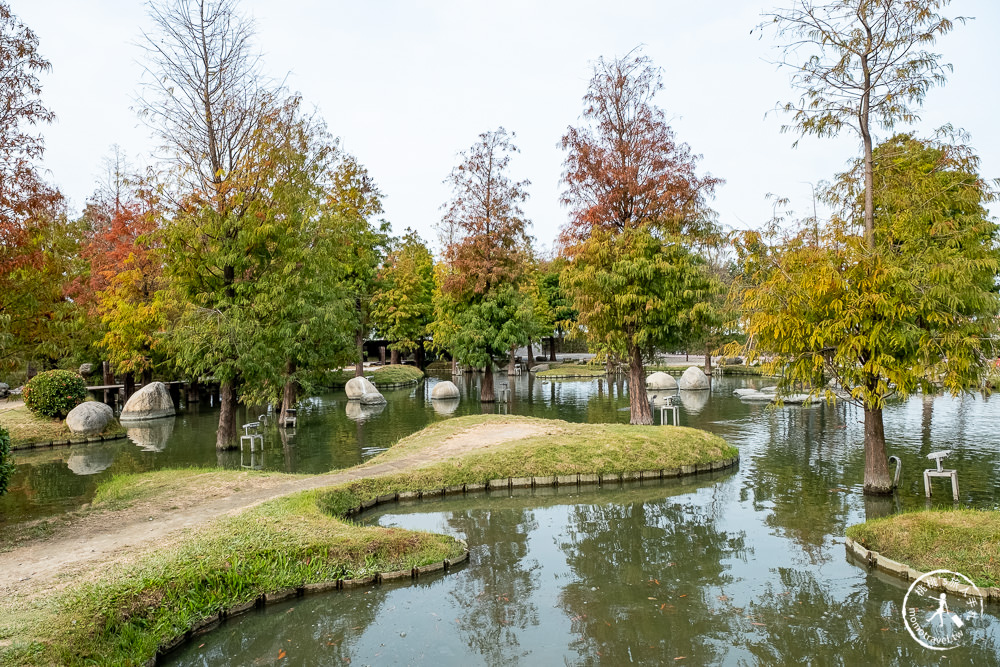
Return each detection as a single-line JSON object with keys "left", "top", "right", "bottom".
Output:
{"left": 6, "top": 371, "right": 1000, "bottom": 663}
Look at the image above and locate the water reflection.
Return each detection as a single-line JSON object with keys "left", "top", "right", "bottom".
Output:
{"left": 125, "top": 417, "right": 175, "bottom": 452}
{"left": 66, "top": 442, "right": 117, "bottom": 475}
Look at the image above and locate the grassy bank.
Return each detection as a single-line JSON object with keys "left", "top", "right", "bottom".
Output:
{"left": 1, "top": 415, "right": 735, "bottom": 666}
{"left": 0, "top": 403, "right": 126, "bottom": 448}
{"left": 1, "top": 491, "right": 462, "bottom": 666}
{"left": 845, "top": 509, "right": 1000, "bottom": 588}
{"left": 327, "top": 365, "right": 425, "bottom": 387}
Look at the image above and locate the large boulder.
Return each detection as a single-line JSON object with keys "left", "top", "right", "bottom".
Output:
{"left": 0, "top": 382, "right": 8, "bottom": 398}
{"left": 678, "top": 366, "right": 710, "bottom": 390}
{"left": 65, "top": 401, "right": 114, "bottom": 435}
{"left": 78, "top": 363, "right": 94, "bottom": 377}
{"left": 345, "top": 376, "right": 378, "bottom": 400}
{"left": 120, "top": 382, "right": 175, "bottom": 421}
{"left": 431, "top": 380, "right": 460, "bottom": 400}
{"left": 529, "top": 364, "right": 550, "bottom": 373}
{"left": 359, "top": 390, "right": 387, "bottom": 405}
{"left": 645, "top": 371, "right": 678, "bottom": 390}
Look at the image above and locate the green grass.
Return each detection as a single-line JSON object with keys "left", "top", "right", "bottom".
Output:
{"left": 327, "top": 365, "right": 425, "bottom": 387}
{"left": 535, "top": 364, "right": 605, "bottom": 378}
{"left": 93, "top": 467, "right": 301, "bottom": 511}
{"left": 719, "top": 365, "right": 766, "bottom": 376}
{"left": 0, "top": 403, "right": 126, "bottom": 447}
{"left": 1, "top": 415, "right": 735, "bottom": 666}
{"left": 846, "top": 509, "right": 1000, "bottom": 589}
{"left": 0, "top": 491, "right": 463, "bottom": 666}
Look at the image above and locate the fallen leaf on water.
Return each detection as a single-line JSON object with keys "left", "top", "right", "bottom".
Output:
{"left": 679, "top": 594, "right": 687, "bottom": 598}
{"left": 654, "top": 579, "right": 660, "bottom": 585}
{"left": 198, "top": 644, "right": 205, "bottom": 648}
{"left": 752, "top": 622, "right": 766, "bottom": 627}
{"left": 648, "top": 597, "right": 657, "bottom": 600}
{"left": 674, "top": 657, "right": 686, "bottom": 661}
{"left": 278, "top": 649, "right": 286, "bottom": 659}
{"left": 660, "top": 604, "right": 666, "bottom": 610}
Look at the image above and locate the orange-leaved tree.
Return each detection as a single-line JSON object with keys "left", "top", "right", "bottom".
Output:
{"left": 559, "top": 50, "right": 722, "bottom": 424}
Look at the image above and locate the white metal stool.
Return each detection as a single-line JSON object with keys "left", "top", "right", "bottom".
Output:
{"left": 240, "top": 422, "right": 264, "bottom": 469}
{"left": 924, "top": 450, "right": 959, "bottom": 501}
{"left": 659, "top": 395, "right": 680, "bottom": 426}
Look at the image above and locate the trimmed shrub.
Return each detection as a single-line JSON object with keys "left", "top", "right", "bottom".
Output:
{"left": 0, "top": 424, "right": 12, "bottom": 496}
{"left": 23, "top": 370, "right": 89, "bottom": 419}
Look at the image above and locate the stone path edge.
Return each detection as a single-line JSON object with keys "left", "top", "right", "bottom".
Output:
{"left": 148, "top": 454, "right": 740, "bottom": 665}
{"left": 11, "top": 431, "right": 129, "bottom": 451}
{"left": 844, "top": 536, "right": 1000, "bottom": 600}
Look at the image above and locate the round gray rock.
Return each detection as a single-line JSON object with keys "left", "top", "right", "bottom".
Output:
{"left": 120, "top": 382, "right": 176, "bottom": 421}
{"left": 645, "top": 371, "right": 678, "bottom": 390}
{"left": 431, "top": 380, "right": 460, "bottom": 400}
{"left": 0, "top": 382, "right": 8, "bottom": 398}
{"left": 529, "top": 364, "right": 550, "bottom": 373}
{"left": 78, "top": 363, "right": 94, "bottom": 376}
{"left": 345, "top": 376, "right": 378, "bottom": 400}
{"left": 359, "top": 390, "right": 387, "bottom": 405}
{"left": 678, "top": 366, "right": 710, "bottom": 390}
{"left": 65, "top": 401, "right": 114, "bottom": 435}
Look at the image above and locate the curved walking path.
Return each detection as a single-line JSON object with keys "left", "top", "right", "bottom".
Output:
{"left": 0, "top": 422, "right": 550, "bottom": 597}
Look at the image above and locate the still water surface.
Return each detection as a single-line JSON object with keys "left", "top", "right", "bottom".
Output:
{"left": 5, "top": 372, "right": 1000, "bottom": 664}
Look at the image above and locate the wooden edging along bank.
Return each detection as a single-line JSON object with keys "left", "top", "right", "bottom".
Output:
{"left": 151, "top": 453, "right": 740, "bottom": 664}
{"left": 844, "top": 536, "right": 1000, "bottom": 600}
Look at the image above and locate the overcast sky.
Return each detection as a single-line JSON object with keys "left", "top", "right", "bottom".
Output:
{"left": 16, "top": 0, "right": 1000, "bottom": 254}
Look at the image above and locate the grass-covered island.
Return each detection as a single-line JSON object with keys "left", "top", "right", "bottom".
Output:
{"left": 327, "top": 364, "right": 425, "bottom": 388}
{"left": 0, "top": 402, "right": 126, "bottom": 449}
{"left": 1, "top": 415, "right": 736, "bottom": 666}
{"left": 845, "top": 509, "right": 1000, "bottom": 589}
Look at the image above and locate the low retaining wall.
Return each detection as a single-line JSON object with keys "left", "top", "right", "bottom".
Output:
{"left": 151, "top": 541, "right": 470, "bottom": 666}
{"left": 11, "top": 432, "right": 129, "bottom": 451}
{"left": 844, "top": 536, "right": 1000, "bottom": 600}
{"left": 150, "top": 454, "right": 740, "bottom": 664}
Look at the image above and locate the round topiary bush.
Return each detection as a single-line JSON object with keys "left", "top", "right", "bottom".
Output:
{"left": 23, "top": 370, "right": 89, "bottom": 419}
{"left": 0, "top": 424, "right": 13, "bottom": 496}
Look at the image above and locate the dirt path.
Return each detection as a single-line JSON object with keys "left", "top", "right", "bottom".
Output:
{"left": 0, "top": 421, "right": 552, "bottom": 597}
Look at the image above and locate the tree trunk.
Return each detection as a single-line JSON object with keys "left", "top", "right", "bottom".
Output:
{"left": 863, "top": 404, "right": 892, "bottom": 495}
{"left": 390, "top": 348, "right": 400, "bottom": 365}
{"left": 141, "top": 368, "right": 152, "bottom": 385}
{"left": 525, "top": 341, "right": 536, "bottom": 369}
{"left": 216, "top": 379, "right": 239, "bottom": 450}
{"left": 481, "top": 362, "right": 496, "bottom": 402}
{"left": 379, "top": 346, "right": 386, "bottom": 365}
{"left": 507, "top": 346, "right": 516, "bottom": 375}
{"left": 187, "top": 379, "right": 201, "bottom": 403}
{"left": 860, "top": 58, "right": 875, "bottom": 249}
{"left": 704, "top": 350, "right": 713, "bottom": 376}
{"left": 627, "top": 343, "right": 652, "bottom": 425}
{"left": 416, "top": 341, "right": 426, "bottom": 370}
{"left": 280, "top": 359, "right": 297, "bottom": 427}
{"left": 102, "top": 361, "right": 113, "bottom": 405}
{"left": 355, "top": 329, "right": 365, "bottom": 377}
{"left": 451, "top": 357, "right": 458, "bottom": 374}
{"left": 123, "top": 372, "right": 135, "bottom": 401}
{"left": 549, "top": 337, "right": 557, "bottom": 362}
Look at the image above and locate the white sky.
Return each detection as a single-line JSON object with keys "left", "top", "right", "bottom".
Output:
{"left": 16, "top": 0, "right": 1000, "bottom": 254}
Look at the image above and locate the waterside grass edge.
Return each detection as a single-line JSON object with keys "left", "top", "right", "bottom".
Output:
{"left": 1, "top": 415, "right": 736, "bottom": 666}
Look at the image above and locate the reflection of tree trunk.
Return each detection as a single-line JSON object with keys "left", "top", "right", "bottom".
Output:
{"left": 920, "top": 394, "right": 934, "bottom": 456}
{"left": 481, "top": 363, "right": 496, "bottom": 402}
{"left": 863, "top": 404, "right": 891, "bottom": 495}
{"left": 280, "top": 359, "right": 297, "bottom": 426}
{"left": 217, "top": 379, "right": 239, "bottom": 449}
{"left": 355, "top": 329, "right": 364, "bottom": 377}
{"left": 864, "top": 494, "right": 896, "bottom": 521}
{"left": 390, "top": 347, "right": 400, "bottom": 365}
{"left": 627, "top": 343, "right": 652, "bottom": 425}
{"left": 525, "top": 341, "right": 535, "bottom": 368}
{"left": 508, "top": 346, "right": 516, "bottom": 375}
